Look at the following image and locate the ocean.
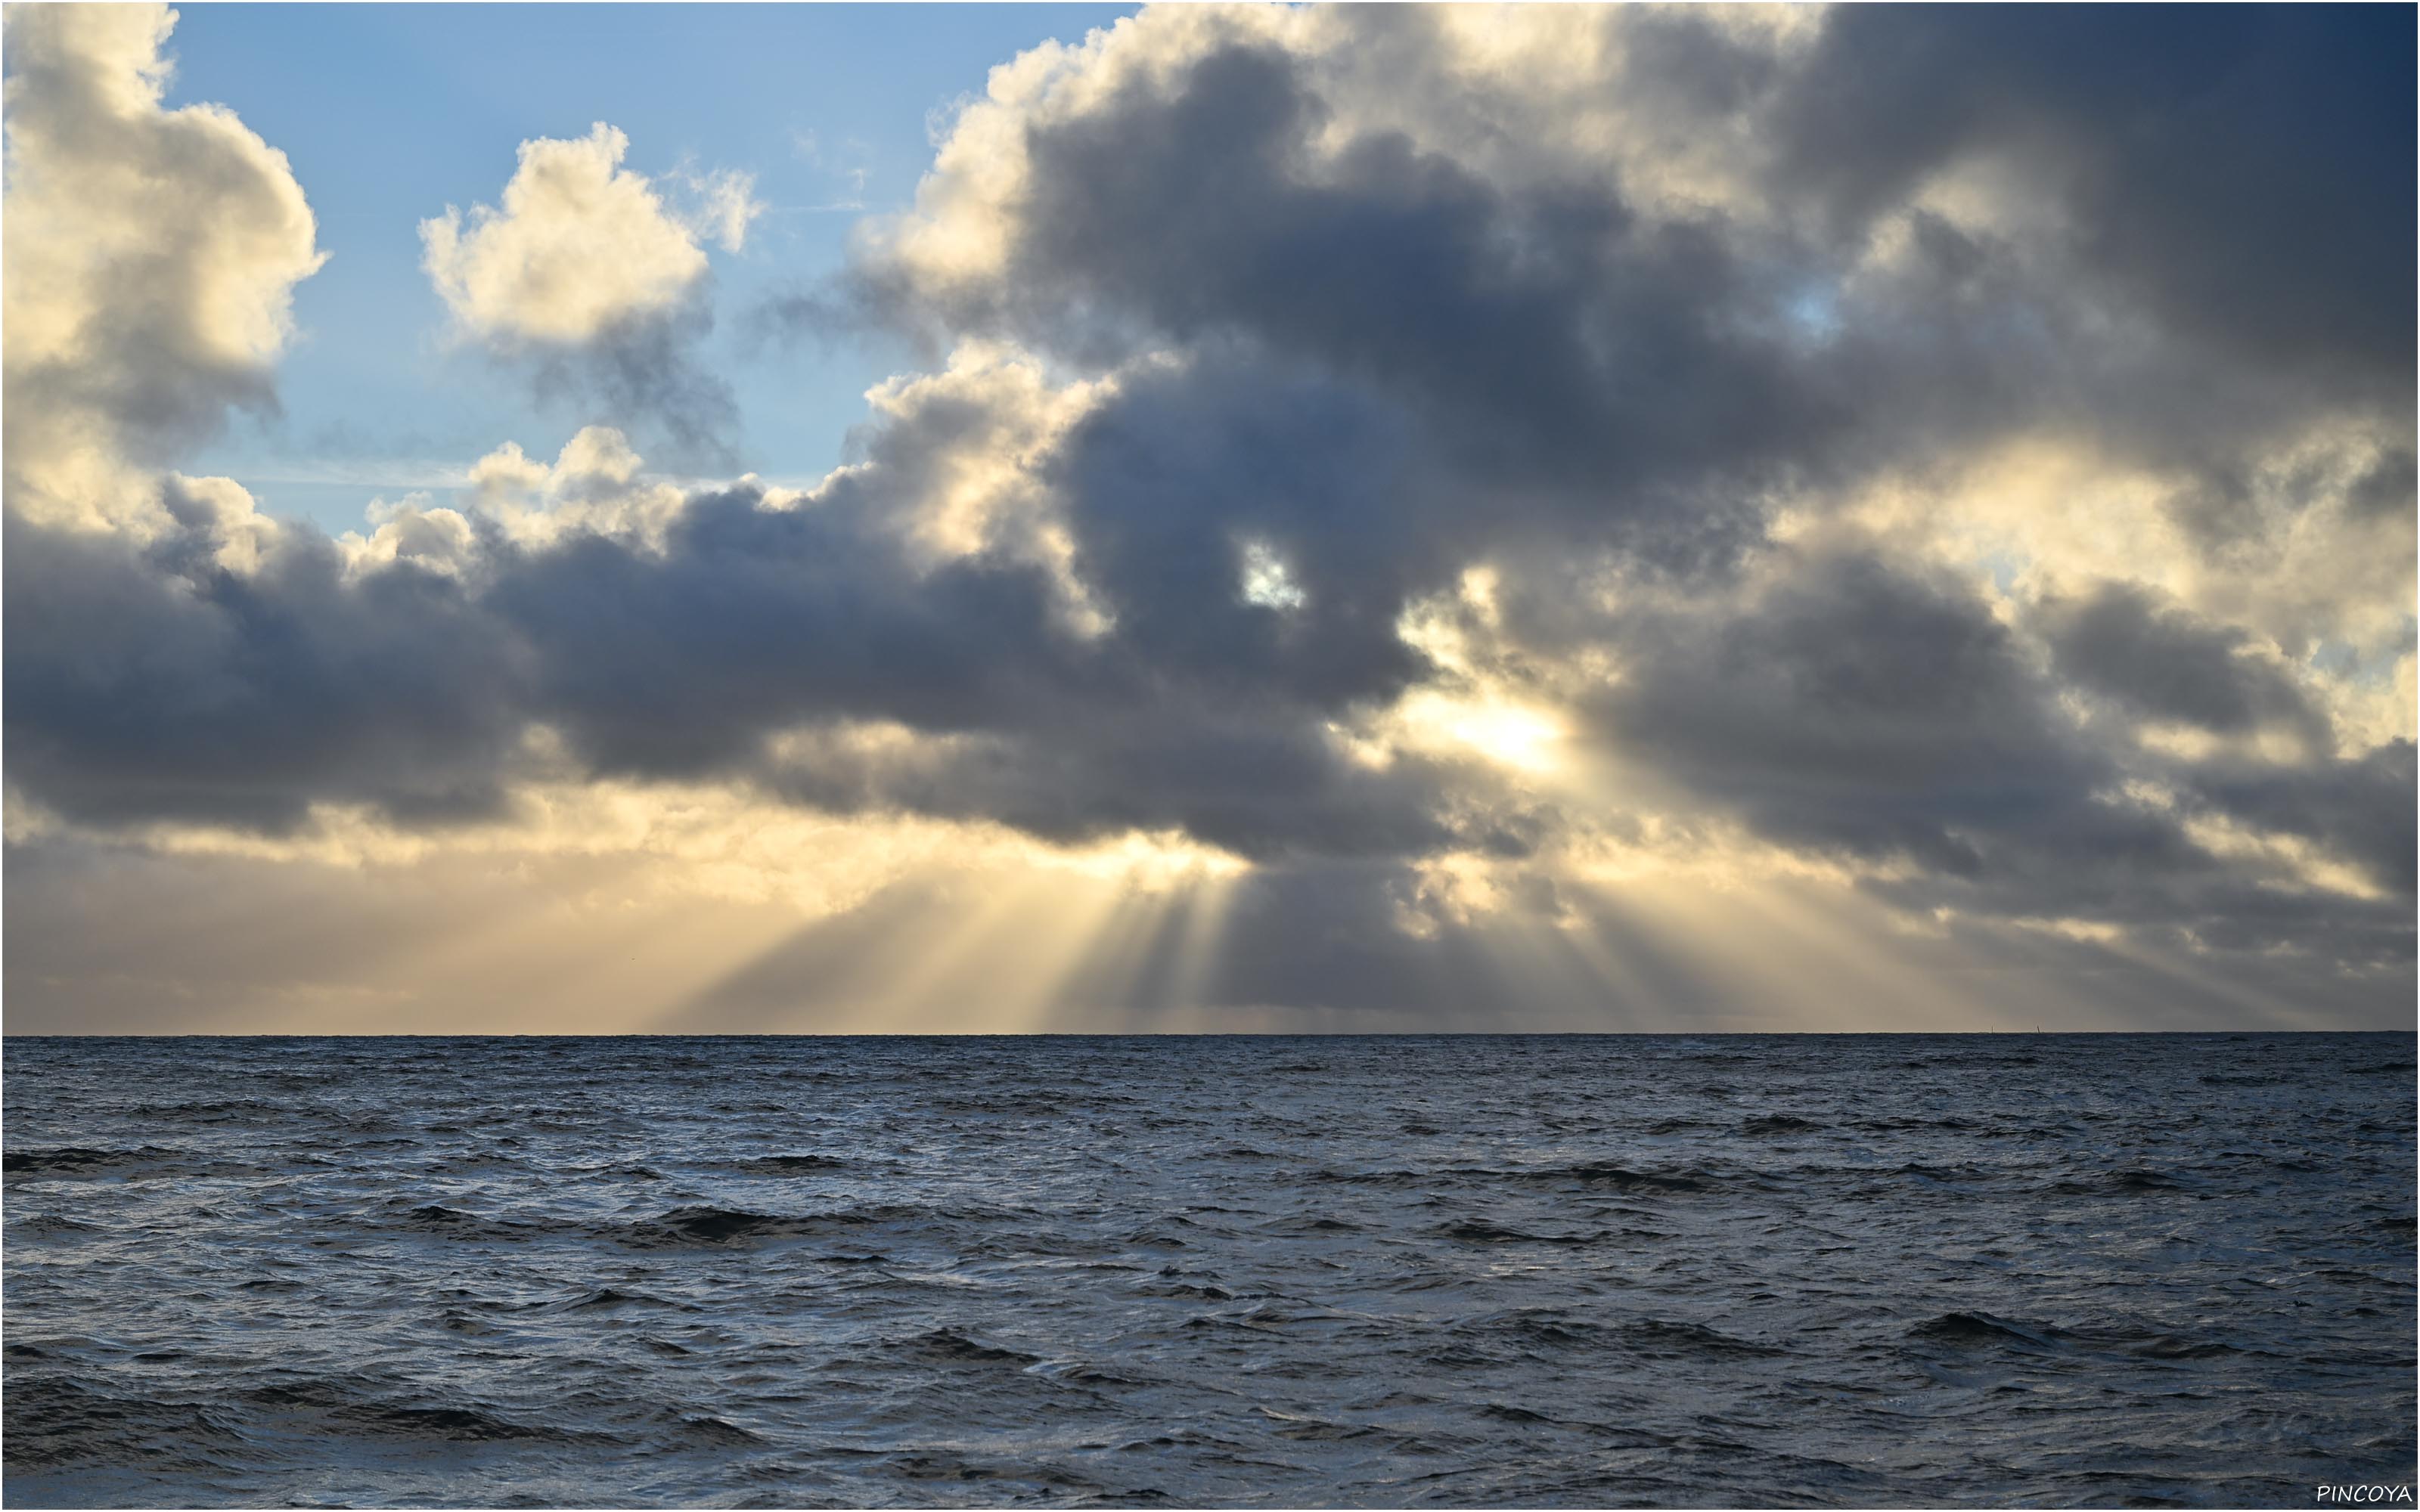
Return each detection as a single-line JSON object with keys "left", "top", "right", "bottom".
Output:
{"left": 3, "top": 1033, "right": 2412, "bottom": 1507}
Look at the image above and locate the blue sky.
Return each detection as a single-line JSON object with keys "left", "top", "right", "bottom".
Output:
{"left": 169, "top": 3, "right": 1131, "bottom": 529}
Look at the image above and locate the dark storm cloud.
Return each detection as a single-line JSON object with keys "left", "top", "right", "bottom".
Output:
{"left": 852, "top": 8, "right": 2411, "bottom": 555}
{"left": 1596, "top": 551, "right": 2114, "bottom": 876}
{"left": 1584, "top": 548, "right": 2406, "bottom": 958}
{"left": 1754, "top": 4, "right": 2414, "bottom": 537}
{"left": 1770, "top": 5, "right": 2415, "bottom": 392}
{"left": 2347, "top": 448, "right": 2417, "bottom": 522}
{"left": 489, "top": 485, "right": 1081, "bottom": 778}
{"left": 867, "top": 36, "right": 1844, "bottom": 516}
{"left": 4, "top": 446, "right": 1468, "bottom": 861}
{"left": 2189, "top": 741, "right": 2419, "bottom": 902}
{"left": 1046, "top": 353, "right": 1438, "bottom": 703}
{"left": 2037, "top": 582, "right": 2328, "bottom": 744}
{"left": 4, "top": 493, "right": 523, "bottom": 832}
{"left": 482, "top": 460, "right": 1476, "bottom": 863}
{"left": 472, "top": 361, "right": 1475, "bottom": 860}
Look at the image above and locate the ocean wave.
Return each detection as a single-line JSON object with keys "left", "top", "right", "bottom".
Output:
{"left": 3, "top": 1032, "right": 2408, "bottom": 1506}
{"left": 3, "top": 1145, "right": 188, "bottom": 1176}
{"left": 1908, "top": 1310, "right": 2071, "bottom": 1349}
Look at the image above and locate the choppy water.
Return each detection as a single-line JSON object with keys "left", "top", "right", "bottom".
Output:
{"left": 4, "top": 1034, "right": 2413, "bottom": 1508}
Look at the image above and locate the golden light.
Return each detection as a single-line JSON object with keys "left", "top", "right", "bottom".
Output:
{"left": 1396, "top": 690, "right": 1570, "bottom": 774}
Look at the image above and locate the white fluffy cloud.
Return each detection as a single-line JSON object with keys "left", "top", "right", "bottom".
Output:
{"left": 420, "top": 122, "right": 754, "bottom": 348}
{"left": 464, "top": 424, "right": 684, "bottom": 547}
{"left": 1, "top": 2, "right": 324, "bottom": 534}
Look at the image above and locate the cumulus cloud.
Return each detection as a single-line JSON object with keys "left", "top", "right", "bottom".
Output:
{"left": 6, "top": 4, "right": 2412, "bottom": 1028}
{"left": 1, "top": 2, "right": 324, "bottom": 533}
{"left": 421, "top": 123, "right": 706, "bottom": 344}
{"left": 420, "top": 122, "right": 752, "bottom": 460}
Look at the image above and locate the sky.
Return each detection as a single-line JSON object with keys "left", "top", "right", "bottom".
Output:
{"left": 164, "top": 3, "right": 1137, "bottom": 520}
{"left": 2, "top": 2, "right": 2413, "bottom": 1033}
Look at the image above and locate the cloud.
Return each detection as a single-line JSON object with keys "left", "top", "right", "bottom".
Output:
{"left": 1, "top": 1, "right": 324, "bottom": 533}
{"left": 421, "top": 122, "right": 706, "bottom": 345}
{"left": 1574, "top": 544, "right": 2409, "bottom": 966}
{"left": 671, "top": 166, "right": 765, "bottom": 255}
{"left": 5, "top": 5, "right": 2412, "bottom": 1027}
{"left": 460, "top": 424, "right": 688, "bottom": 548}
{"left": 5, "top": 496, "right": 525, "bottom": 835}
{"left": 2037, "top": 581, "right": 2327, "bottom": 751}
{"left": 420, "top": 122, "right": 749, "bottom": 460}
{"left": 1596, "top": 550, "right": 2103, "bottom": 875}
{"left": 1765, "top": 6, "right": 2415, "bottom": 392}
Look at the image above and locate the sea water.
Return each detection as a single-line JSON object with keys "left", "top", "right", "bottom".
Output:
{"left": 5, "top": 1033, "right": 2412, "bottom": 1507}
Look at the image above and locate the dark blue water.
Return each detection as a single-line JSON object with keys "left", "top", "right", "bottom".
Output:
{"left": 4, "top": 1034, "right": 2412, "bottom": 1507}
